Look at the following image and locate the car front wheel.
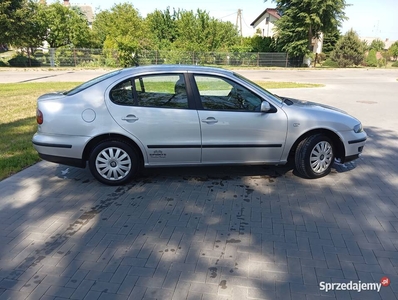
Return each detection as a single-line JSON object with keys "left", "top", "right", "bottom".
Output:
{"left": 88, "top": 140, "right": 140, "bottom": 185}
{"left": 295, "top": 134, "right": 334, "bottom": 179}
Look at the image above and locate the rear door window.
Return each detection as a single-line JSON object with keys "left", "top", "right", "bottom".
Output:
{"left": 109, "top": 74, "right": 189, "bottom": 109}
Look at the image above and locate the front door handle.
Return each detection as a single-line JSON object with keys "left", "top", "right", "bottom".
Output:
{"left": 201, "top": 117, "right": 218, "bottom": 124}
{"left": 122, "top": 114, "right": 139, "bottom": 122}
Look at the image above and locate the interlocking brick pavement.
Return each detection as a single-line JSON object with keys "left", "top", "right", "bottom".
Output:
{"left": 0, "top": 129, "right": 397, "bottom": 300}
{"left": 1, "top": 69, "right": 398, "bottom": 299}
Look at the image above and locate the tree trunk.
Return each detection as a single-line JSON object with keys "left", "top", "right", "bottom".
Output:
{"left": 313, "top": 52, "right": 318, "bottom": 67}
{"left": 307, "top": 24, "right": 313, "bottom": 51}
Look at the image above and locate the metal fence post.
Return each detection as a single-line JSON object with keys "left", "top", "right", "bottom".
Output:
{"left": 49, "top": 48, "right": 55, "bottom": 67}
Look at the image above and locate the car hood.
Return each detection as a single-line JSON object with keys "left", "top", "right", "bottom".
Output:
{"left": 282, "top": 96, "right": 347, "bottom": 114}
{"left": 278, "top": 96, "right": 361, "bottom": 132}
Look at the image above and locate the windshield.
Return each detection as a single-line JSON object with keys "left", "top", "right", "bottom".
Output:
{"left": 233, "top": 72, "right": 283, "bottom": 104}
{"left": 64, "top": 69, "right": 122, "bottom": 96}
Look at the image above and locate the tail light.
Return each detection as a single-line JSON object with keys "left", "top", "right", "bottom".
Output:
{"left": 36, "top": 109, "right": 43, "bottom": 124}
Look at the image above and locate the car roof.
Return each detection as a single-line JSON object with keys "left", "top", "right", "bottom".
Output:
{"left": 119, "top": 65, "right": 234, "bottom": 77}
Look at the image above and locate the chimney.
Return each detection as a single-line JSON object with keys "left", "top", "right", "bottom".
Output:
{"left": 63, "top": 0, "right": 70, "bottom": 6}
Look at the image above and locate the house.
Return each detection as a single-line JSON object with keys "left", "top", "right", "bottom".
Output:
{"left": 361, "top": 37, "right": 395, "bottom": 51}
{"left": 63, "top": 0, "right": 94, "bottom": 28}
{"left": 251, "top": 7, "right": 323, "bottom": 61}
{"left": 361, "top": 37, "right": 396, "bottom": 61}
{"left": 250, "top": 8, "right": 281, "bottom": 38}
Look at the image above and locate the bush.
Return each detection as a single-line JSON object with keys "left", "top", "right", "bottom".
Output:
{"left": 365, "top": 49, "right": 378, "bottom": 67}
{"left": 321, "top": 59, "right": 339, "bottom": 68}
{"left": 316, "top": 52, "right": 326, "bottom": 64}
{"left": 378, "top": 57, "right": 386, "bottom": 68}
{"left": 0, "top": 60, "right": 8, "bottom": 67}
{"left": 392, "top": 61, "right": 398, "bottom": 67}
{"left": 78, "top": 55, "right": 106, "bottom": 67}
{"left": 331, "top": 29, "right": 365, "bottom": 67}
{"left": 8, "top": 54, "right": 41, "bottom": 67}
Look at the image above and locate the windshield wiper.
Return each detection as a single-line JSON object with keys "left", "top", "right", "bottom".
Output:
{"left": 278, "top": 96, "right": 294, "bottom": 106}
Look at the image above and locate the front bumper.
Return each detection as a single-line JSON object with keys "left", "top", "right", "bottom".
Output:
{"left": 341, "top": 130, "right": 367, "bottom": 163}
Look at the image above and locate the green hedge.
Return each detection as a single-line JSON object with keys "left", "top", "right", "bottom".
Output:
{"left": 8, "top": 54, "right": 41, "bottom": 67}
{"left": 321, "top": 58, "right": 339, "bottom": 68}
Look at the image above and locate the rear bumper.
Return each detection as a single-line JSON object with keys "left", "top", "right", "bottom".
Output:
{"left": 38, "top": 153, "right": 86, "bottom": 168}
{"left": 32, "top": 132, "right": 89, "bottom": 167}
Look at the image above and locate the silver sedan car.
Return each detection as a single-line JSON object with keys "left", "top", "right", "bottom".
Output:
{"left": 32, "top": 65, "right": 367, "bottom": 185}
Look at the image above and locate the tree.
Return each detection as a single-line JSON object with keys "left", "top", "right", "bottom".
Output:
{"left": 13, "top": 1, "right": 48, "bottom": 52}
{"left": 146, "top": 7, "right": 178, "bottom": 50}
{"left": 322, "top": 28, "right": 341, "bottom": 54}
{"left": 389, "top": 41, "right": 398, "bottom": 60}
{"left": 241, "top": 36, "right": 275, "bottom": 52}
{"left": 92, "top": 3, "right": 151, "bottom": 66}
{"left": 1, "top": 1, "right": 92, "bottom": 51}
{"left": 42, "top": 3, "right": 71, "bottom": 48}
{"left": 369, "top": 39, "right": 385, "bottom": 51}
{"left": 365, "top": 49, "right": 378, "bottom": 67}
{"left": 1, "top": 1, "right": 49, "bottom": 59}
{"left": 173, "top": 9, "right": 239, "bottom": 52}
{"left": 330, "top": 29, "right": 365, "bottom": 67}
{"left": 0, "top": 0, "right": 25, "bottom": 45}
{"left": 68, "top": 6, "right": 94, "bottom": 47}
{"left": 90, "top": 9, "right": 110, "bottom": 48}
{"left": 265, "top": 0, "right": 347, "bottom": 58}
{"left": 206, "top": 18, "right": 239, "bottom": 51}
{"left": 39, "top": 3, "right": 92, "bottom": 48}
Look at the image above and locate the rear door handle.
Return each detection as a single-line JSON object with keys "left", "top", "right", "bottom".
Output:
{"left": 122, "top": 114, "right": 139, "bottom": 122}
{"left": 201, "top": 117, "right": 218, "bottom": 124}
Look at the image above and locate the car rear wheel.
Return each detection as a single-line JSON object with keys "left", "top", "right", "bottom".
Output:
{"left": 295, "top": 134, "right": 334, "bottom": 179}
{"left": 88, "top": 140, "right": 140, "bottom": 185}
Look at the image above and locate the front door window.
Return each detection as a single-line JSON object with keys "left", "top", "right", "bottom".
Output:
{"left": 194, "top": 75, "right": 263, "bottom": 111}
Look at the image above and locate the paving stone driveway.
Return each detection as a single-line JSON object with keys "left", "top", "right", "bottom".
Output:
{"left": 1, "top": 70, "right": 398, "bottom": 300}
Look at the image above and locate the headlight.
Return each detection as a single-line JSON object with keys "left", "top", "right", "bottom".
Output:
{"left": 354, "top": 123, "right": 363, "bottom": 133}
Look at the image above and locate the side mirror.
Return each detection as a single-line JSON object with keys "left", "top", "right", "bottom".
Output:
{"left": 260, "top": 101, "right": 271, "bottom": 112}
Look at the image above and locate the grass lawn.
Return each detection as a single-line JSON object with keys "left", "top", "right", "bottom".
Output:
{"left": 256, "top": 81, "right": 323, "bottom": 89}
{"left": 0, "top": 80, "right": 322, "bottom": 181}
{"left": 0, "top": 82, "right": 81, "bottom": 180}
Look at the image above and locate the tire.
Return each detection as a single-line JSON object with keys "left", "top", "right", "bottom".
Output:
{"left": 295, "top": 134, "right": 334, "bottom": 179}
{"left": 88, "top": 140, "right": 140, "bottom": 185}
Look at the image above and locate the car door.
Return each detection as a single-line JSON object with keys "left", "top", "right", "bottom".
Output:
{"left": 105, "top": 73, "right": 201, "bottom": 165}
{"left": 193, "top": 74, "right": 288, "bottom": 164}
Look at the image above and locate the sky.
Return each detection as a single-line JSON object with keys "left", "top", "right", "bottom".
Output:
{"left": 56, "top": 0, "right": 398, "bottom": 41}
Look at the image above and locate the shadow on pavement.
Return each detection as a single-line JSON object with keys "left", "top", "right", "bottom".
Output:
{"left": 0, "top": 126, "right": 397, "bottom": 299}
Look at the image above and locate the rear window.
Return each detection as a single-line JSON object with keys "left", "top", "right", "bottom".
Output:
{"left": 64, "top": 70, "right": 122, "bottom": 96}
